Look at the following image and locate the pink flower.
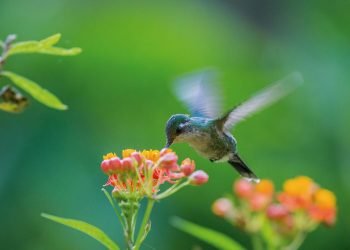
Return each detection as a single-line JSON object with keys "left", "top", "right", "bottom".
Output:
{"left": 189, "top": 170, "right": 209, "bottom": 185}
{"left": 180, "top": 158, "right": 196, "bottom": 176}
{"left": 101, "top": 159, "right": 111, "bottom": 174}
{"left": 131, "top": 152, "right": 143, "bottom": 166}
{"left": 249, "top": 193, "right": 271, "bottom": 211}
{"left": 267, "top": 204, "right": 289, "bottom": 220}
{"left": 101, "top": 157, "right": 122, "bottom": 174}
{"left": 121, "top": 157, "right": 134, "bottom": 171}
{"left": 212, "top": 198, "right": 233, "bottom": 217}
{"left": 234, "top": 179, "right": 254, "bottom": 198}
{"left": 158, "top": 152, "right": 178, "bottom": 171}
{"left": 110, "top": 157, "right": 122, "bottom": 172}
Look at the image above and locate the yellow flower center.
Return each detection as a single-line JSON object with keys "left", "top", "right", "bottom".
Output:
{"left": 122, "top": 149, "right": 136, "bottom": 158}
{"left": 103, "top": 152, "right": 117, "bottom": 160}
{"left": 141, "top": 150, "right": 160, "bottom": 162}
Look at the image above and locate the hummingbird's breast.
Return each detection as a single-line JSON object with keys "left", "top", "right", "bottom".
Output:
{"left": 184, "top": 119, "right": 236, "bottom": 161}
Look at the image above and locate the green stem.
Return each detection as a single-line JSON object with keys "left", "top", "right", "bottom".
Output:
{"left": 120, "top": 198, "right": 140, "bottom": 250}
{"left": 125, "top": 211, "right": 136, "bottom": 250}
{"left": 0, "top": 34, "right": 16, "bottom": 69}
{"left": 283, "top": 232, "right": 307, "bottom": 250}
{"left": 252, "top": 234, "right": 264, "bottom": 250}
{"left": 134, "top": 198, "right": 155, "bottom": 250}
{"left": 155, "top": 180, "right": 190, "bottom": 200}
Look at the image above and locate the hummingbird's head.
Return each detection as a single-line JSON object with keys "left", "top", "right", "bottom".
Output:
{"left": 165, "top": 114, "right": 191, "bottom": 148}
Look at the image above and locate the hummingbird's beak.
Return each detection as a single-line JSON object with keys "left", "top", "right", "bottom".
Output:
{"left": 165, "top": 138, "right": 173, "bottom": 148}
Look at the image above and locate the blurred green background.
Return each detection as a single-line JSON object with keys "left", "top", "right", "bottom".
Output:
{"left": 1, "top": 0, "right": 349, "bottom": 249}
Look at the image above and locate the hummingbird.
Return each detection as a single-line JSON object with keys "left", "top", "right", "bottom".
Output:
{"left": 164, "top": 70, "right": 303, "bottom": 182}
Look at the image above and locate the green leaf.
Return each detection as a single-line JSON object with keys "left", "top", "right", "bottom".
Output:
{"left": 41, "top": 213, "right": 120, "bottom": 250}
{"left": 7, "top": 33, "right": 82, "bottom": 56}
{"left": 0, "top": 71, "right": 67, "bottom": 110}
{"left": 40, "top": 33, "right": 61, "bottom": 47}
{"left": 37, "top": 46, "right": 82, "bottom": 56}
{"left": 171, "top": 217, "right": 245, "bottom": 250}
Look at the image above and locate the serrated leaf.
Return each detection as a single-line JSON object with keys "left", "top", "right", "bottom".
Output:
{"left": 171, "top": 217, "right": 245, "bottom": 250}
{"left": 7, "top": 33, "right": 81, "bottom": 56}
{"left": 0, "top": 71, "right": 67, "bottom": 110}
{"left": 41, "top": 213, "right": 120, "bottom": 250}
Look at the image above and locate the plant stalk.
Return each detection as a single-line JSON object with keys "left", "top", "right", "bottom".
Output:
{"left": 134, "top": 198, "right": 155, "bottom": 250}
{"left": 252, "top": 234, "right": 264, "bottom": 250}
{"left": 283, "top": 231, "right": 307, "bottom": 250}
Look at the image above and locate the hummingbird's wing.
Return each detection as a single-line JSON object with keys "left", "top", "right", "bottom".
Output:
{"left": 173, "top": 69, "right": 222, "bottom": 118}
{"left": 216, "top": 72, "right": 303, "bottom": 131}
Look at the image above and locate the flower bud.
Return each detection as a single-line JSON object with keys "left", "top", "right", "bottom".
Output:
{"left": 234, "top": 179, "right": 253, "bottom": 198}
{"left": 180, "top": 158, "right": 195, "bottom": 176}
{"left": 189, "top": 170, "right": 209, "bottom": 185}
{"left": 112, "top": 187, "right": 121, "bottom": 199}
{"left": 131, "top": 152, "right": 143, "bottom": 166}
{"left": 109, "top": 157, "right": 122, "bottom": 173}
{"left": 159, "top": 152, "right": 178, "bottom": 171}
{"left": 249, "top": 193, "right": 271, "bottom": 211}
{"left": 267, "top": 204, "right": 289, "bottom": 220}
{"left": 121, "top": 157, "right": 134, "bottom": 171}
{"left": 212, "top": 198, "right": 233, "bottom": 217}
{"left": 101, "top": 159, "right": 111, "bottom": 174}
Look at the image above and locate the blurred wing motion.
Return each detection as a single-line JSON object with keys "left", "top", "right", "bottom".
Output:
{"left": 217, "top": 72, "right": 303, "bottom": 131}
{"left": 174, "top": 69, "right": 222, "bottom": 118}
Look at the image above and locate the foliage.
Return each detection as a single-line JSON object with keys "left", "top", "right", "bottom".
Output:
{"left": 0, "top": 33, "right": 81, "bottom": 113}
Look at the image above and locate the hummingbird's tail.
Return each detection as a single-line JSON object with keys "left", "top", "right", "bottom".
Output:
{"left": 228, "top": 154, "right": 260, "bottom": 183}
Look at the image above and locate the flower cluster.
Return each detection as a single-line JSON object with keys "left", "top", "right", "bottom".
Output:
{"left": 277, "top": 176, "right": 336, "bottom": 226}
{"left": 99, "top": 148, "right": 208, "bottom": 250}
{"left": 212, "top": 176, "right": 337, "bottom": 249}
{"left": 101, "top": 148, "right": 208, "bottom": 200}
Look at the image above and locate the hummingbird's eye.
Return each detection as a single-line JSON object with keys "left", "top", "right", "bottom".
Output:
{"left": 175, "top": 127, "right": 182, "bottom": 135}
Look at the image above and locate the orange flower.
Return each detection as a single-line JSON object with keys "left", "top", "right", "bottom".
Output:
{"left": 308, "top": 188, "right": 337, "bottom": 225}
{"left": 283, "top": 176, "right": 316, "bottom": 197}
{"left": 314, "top": 189, "right": 336, "bottom": 209}
{"left": 278, "top": 176, "right": 317, "bottom": 210}
{"left": 255, "top": 180, "right": 274, "bottom": 196}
